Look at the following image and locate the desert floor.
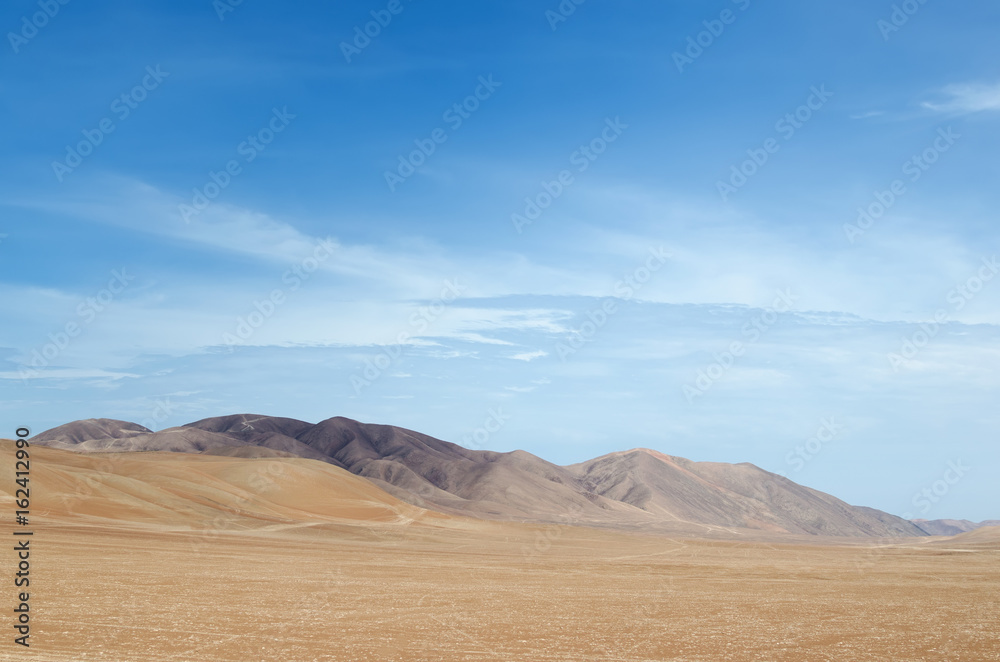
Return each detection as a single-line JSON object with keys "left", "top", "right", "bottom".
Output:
{"left": 2, "top": 444, "right": 998, "bottom": 661}
{"left": 3, "top": 520, "right": 996, "bottom": 662}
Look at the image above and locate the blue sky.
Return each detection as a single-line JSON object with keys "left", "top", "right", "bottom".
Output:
{"left": 2, "top": 0, "right": 998, "bottom": 521}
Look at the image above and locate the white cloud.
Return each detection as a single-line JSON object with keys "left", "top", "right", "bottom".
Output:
{"left": 509, "top": 350, "right": 548, "bottom": 362}
{"left": 563, "top": 186, "right": 1000, "bottom": 325}
{"left": 0, "top": 368, "right": 139, "bottom": 381}
{"left": 9, "top": 175, "right": 616, "bottom": 304}
{"left": 922, "top": 82, "right": 1000, "bottom": 114}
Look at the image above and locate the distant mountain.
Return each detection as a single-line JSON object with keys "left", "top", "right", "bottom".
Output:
{"left": 911, "top": 518, "right": 1000, "bottom": 536}
{"left": 31, "top": 418, "right": 152, "bottom": 445}
{"left": 33, "top": 415, "right": 332, "bottom": 461}
{"left": 32, "top": 415, "right": 928, "bottom": 538}
{"left": 569, "top": 448, "right": 920, "bottom": 537}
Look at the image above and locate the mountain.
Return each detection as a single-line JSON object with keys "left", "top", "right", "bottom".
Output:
{"left": 569, "top": 448, "right": 920, "bottom": 537}
{"left": 30, "top": 414, "right": 928, "bottom": 538}
{"left": 911, "top": 518, "right": 1000, "bottom": 536}
{"left": 33, "top": 415, "right": 333, "bottom": 461}
{"left": 31, "top": 418, "right": 152, "bottom": 446}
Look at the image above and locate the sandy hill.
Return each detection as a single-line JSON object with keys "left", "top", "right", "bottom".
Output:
{"left": 946, "top": 525, "right": 1000, "bottom": 546}
{"left": 0, "top": 438, "right": 444, "bottom": 537}
{"left": 30, "top": 415, "right": 928, "bottom": 538}
{"left": 912, "top": 518, "right": 1000, "bottom": 536}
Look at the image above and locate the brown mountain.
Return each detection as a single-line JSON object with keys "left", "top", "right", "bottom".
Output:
{"left": 31, "top": 414, "right": 928, "bottom": 538}
{"left": 569, "top": 448, "right": 919, "bottom": 537}
{"left": 33, "top": 415, "right": 330, "bottom": 461}
{"left": 31, "top": 418, "right": 152, "bottom": 445}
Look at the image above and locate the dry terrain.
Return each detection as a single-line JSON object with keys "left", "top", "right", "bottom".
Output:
{"left": 2, "top": 441, "right": 998, "bottom": 661}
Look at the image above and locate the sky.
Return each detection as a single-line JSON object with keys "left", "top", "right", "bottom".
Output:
{"left": 1, "top": 0, "right": 998, "bottom": 521}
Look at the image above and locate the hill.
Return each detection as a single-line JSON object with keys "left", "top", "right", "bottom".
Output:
{"left": 912, "top": 518, "right": 1000, "bottom": 536}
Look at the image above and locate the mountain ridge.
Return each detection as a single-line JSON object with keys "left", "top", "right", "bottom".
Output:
{"left": 31, "top": 414, "right": 928, "bottom": 538}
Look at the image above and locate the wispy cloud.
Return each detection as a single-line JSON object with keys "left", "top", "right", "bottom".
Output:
{"left": 849, "top": 110, "right": 885, "bottom": 120}
{"left": 504, "top": 385, "right": 537, "bottom": 392}
{"left": 0, "top": 368, "right": 139, "bottom": 381}
{"left": 922, "top": 82, "right": 1000, "bottom": 114}
{"left": 510, "top": 350, "right": 548, "bottom": 362}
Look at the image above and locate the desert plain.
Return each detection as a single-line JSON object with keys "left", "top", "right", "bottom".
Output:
{"left": 2, "top": 440, "right": 998, "bottom": 662}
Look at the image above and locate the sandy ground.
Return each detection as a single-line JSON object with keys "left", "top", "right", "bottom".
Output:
{"left": 2, "top": 443, "right": 998, "bottom": 661}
